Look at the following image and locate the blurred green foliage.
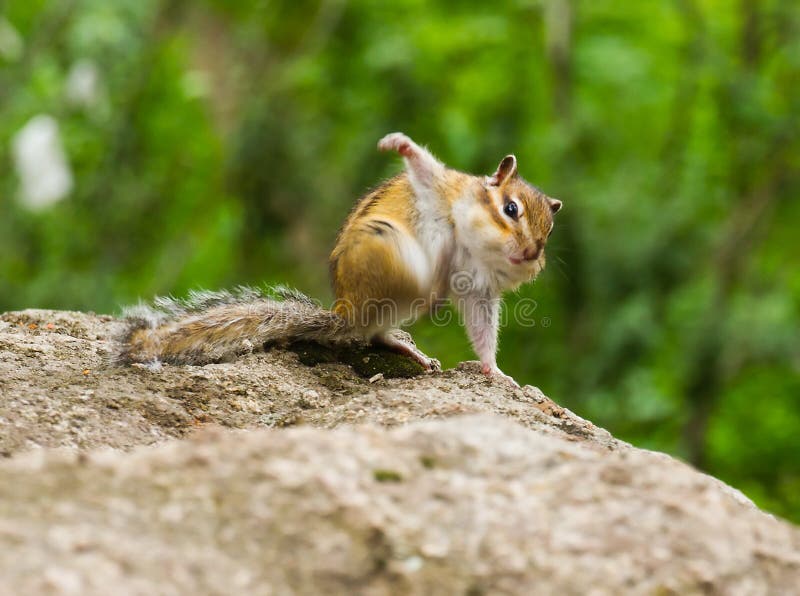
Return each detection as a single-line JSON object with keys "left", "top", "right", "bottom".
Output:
{"left": 1, "top": 0, "right": 798, "bottom": 521}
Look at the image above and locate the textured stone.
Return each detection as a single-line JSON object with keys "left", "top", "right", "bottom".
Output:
{"left": 0, "top": 309, "right": 798, "bottom": 595}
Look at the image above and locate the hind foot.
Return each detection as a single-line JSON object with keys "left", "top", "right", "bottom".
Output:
{"left": 373, "top": 330, "right": 441, "bottom": 373}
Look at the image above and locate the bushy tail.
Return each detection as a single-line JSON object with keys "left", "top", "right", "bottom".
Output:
{"left": 119, "top": 286, "right": 352, "bottom": 365}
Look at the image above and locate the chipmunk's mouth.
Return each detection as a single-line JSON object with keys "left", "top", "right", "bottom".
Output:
{"left": 509, "top": 248, "right": 543, "bottom": 267}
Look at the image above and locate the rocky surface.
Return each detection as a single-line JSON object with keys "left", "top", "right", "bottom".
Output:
{"left": 1, "top": 309, "right": 799, "bottom": 595}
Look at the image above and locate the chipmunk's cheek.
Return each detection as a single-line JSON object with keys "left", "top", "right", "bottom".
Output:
{"left": 474, "top": 221, "right": 505, "bottom": 249}
{"left": 504, "top": 242, "right": 522, "bottom": 265}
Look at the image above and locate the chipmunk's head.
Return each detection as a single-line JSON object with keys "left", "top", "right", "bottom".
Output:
{"left": 472, "top": 155, "right": 562, "bottom": 288}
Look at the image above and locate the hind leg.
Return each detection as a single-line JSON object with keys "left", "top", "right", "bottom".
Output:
{"left": 373, "top": 329, "right": 441, "bottom": 372}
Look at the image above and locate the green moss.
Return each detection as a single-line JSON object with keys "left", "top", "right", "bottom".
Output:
{"left": 419, "top": 455, "right": 437, "bottom": 469}
{"left": 285, "top": 341, "right": 426, "bottom": 379}
{"left": 372, "top": 469, "right": 403, "bottom": 483}
{"left": 287, "top": 341, "right": 339, "bottom": 367}
{"left": 340, "top": 346, "right": 425, "bottom": 378}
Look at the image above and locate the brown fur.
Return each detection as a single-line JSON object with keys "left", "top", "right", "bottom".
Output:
{"left": 330, "top": 174, "right": 425, "bottom": 332}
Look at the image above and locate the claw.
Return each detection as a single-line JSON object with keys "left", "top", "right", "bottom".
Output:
{"left": 409, "top": 352, "right": 441, "bottom": 374}
{"left": 481, "top": 363, "right": 520, "bottom": 388}
{"left": 427, "top": 358, "right": 442, "bottom": 373}
{"left": 373, "top": 330, "right": 440, "bottom": 374}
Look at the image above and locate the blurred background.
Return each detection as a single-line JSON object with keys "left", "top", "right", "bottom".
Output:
{"left": 1, "top": 0, "right": 798, "bottom": 521}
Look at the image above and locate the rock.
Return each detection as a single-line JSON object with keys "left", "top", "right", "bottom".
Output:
{"left": 0, "top": 309, "right": 799, "bottom": 594}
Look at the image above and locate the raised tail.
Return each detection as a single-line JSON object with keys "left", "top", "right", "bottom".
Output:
{"left": 119, "top": 286, "right": 352, "bottom": 365}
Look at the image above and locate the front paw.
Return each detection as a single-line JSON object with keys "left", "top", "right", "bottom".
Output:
{"left": 378, "top": 132, "right": 414, "bottom": 157}
{"left": 481, "top": 363, "right": 520, "bottom": 388}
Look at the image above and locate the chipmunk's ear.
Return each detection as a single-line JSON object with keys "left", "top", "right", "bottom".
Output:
{"left": 488, "top": 155, "right": 517, "bottom": 187}
{"left": 549, "top": 198, "right": 562, "bottom": 214}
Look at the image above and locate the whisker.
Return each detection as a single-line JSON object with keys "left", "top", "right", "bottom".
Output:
{"left": 547, "top": 255, "right": 571, "bottom": 281}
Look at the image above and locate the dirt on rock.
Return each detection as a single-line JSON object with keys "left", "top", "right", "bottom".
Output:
{"left": 1, "top": 309, "right": 799, "bottom": 595}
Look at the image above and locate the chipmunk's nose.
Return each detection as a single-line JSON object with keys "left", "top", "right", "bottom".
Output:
{"left": 523, "top": 245, "right": 541, "bottom": 261}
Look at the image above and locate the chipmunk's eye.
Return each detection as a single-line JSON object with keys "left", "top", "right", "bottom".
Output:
{"left": 503, "top": 201, "right": 519, "bottom": 220}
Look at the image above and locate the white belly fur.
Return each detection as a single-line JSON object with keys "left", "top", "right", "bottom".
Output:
{"left": 413, "top": 194, "right": 454, "bottom": 299}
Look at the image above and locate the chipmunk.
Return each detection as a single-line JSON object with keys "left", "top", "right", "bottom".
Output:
{"left": 121, "top": 132, "right": 561, "bottom": 384}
